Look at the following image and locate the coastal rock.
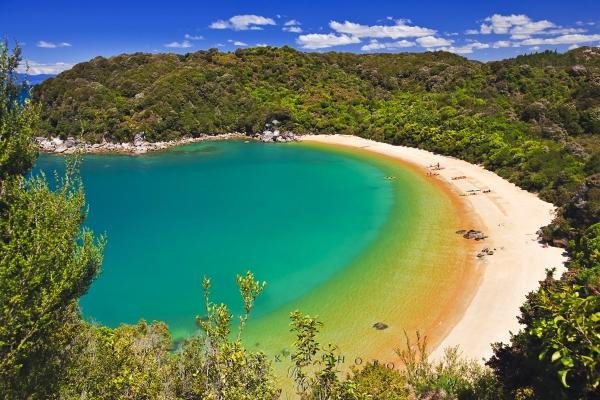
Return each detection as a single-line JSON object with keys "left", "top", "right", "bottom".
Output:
{"left": 261, "top": 130, "right": 275, "bottom": 142}
{"left": 36, "top": 132, "right": 299, "bottom": 154}
{"left": 255, "top": 130, "right": 298, "bottom": 143}
{"left": 64, "top": 137, "right": 77, "bottom": 148}
{"left": 133, "top": 132, "right": 146, "bottom": 146}
{"left": 462, "top": 229, "right": 487, "bottom": 240}
{"left": 552, "top": 238, "right": 569, "bottom": 248}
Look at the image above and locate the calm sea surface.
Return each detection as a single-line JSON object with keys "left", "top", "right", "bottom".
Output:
{"left": 34, "top": 140, "right": 397, "bottom": 338}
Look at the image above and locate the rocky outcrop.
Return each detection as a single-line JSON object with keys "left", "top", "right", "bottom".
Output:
{"left": 568, "top": 65, "right": 587, "bottom": 76}
{"left": 36, "top": 131, "right": 300, "bottom": 155}
{"left": 477, "top": 247, "right": 495, "bottom": 258}
{"left": 255, "top": 130, "right": 298, "bottom": 143}
{"left": 254, "top": 120, "right": 299, "bottom": 142}
{"left": 460, "top": 229, "right": 488, "bottom": 241}
{"left": 133, "top": 132, "right": 146, "bottom": 146}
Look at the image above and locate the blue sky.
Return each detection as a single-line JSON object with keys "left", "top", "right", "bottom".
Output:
{"left": 3, "top": 0, "right": 599, "bottom": 74}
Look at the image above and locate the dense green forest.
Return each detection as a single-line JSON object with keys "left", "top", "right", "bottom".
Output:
{"left": 1, "top": 43, "right": 599, "bottom": 398}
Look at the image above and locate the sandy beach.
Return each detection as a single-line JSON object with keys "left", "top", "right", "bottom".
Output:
{"left": 300, "top": 134, "right": 568, "bottom": 361}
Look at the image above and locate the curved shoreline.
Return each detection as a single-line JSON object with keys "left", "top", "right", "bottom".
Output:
{"left": 300, "top": 134, "right": 568, "bottom": 361}
{"left": 238, "top": 138, "right": 480, "bottom": 394}
{"left": 43, "top": 132, "right": 569, "bottom": 363}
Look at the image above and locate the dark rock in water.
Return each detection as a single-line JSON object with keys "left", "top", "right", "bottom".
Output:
{"left": 373, "top": 322, "right": 388, "bottom": 330}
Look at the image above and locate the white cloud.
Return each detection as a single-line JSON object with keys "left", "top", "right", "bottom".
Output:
{"left": 210, "top": 15, "right": 276, "bottom": 31}
{"left": 361, "top": 39, "right": 415, "bottom": 51}
{"left": 209, "top": 20, "right": 229, "bottom": 29}
{"left": 297, "top": 33, "right": 361, "bottom": 49}
{"left": 361, "top": 40, "right": 386, "bottom": 51}
{"left": 283, "top": 21, "right": 303, "bottom": 33}
{"left": 492, "top": 40, "right": 512, "bottom": 48}
{"left": 480, "top": 24, "right": 493, "bottom": 35}
{"left": 285, "top": 26, "right": 303, "bottom": 33}
{"left": 480, "top": 14, "right": 532, "bottom": 34}
{"left": 228, "top": 40, "right": 248, "bottom": 46}
{"left": 541, "top": 27, "right": 585, "bottom": 36}
{"left": 477, "top": 14, "right": 584, "bottom": 40}
{"left": 184, "top": 34, "right": 203, "bottom": 40}
{"left": 521, "top": 33, "right": 600, "bottom": 45}
{"left": 416, "top": 36, "right": 453, "bottom": 47}
{"left": 329, "top": 20, "right": 435, "bottom": 39}
{"left": 509, "top": 19, "right": 555, "bottom": 39}
{"left": 18, "top": 60, "right": 73, "bottom": 75}
{"left": 465, "top": 29, "right": 479, "bottom": 35}
{"left": 165, "top": 40, "right": 193, "bottom": 48}
{"left": 568, "top": 44, "right": 582, "bottom": 50}
{"left": 37, "top": 40, "right": 71, "bottom": 48}
{"left": 255, "top": 43, "right": 269, "bottom": 47}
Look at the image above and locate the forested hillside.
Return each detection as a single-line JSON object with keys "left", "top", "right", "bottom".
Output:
{"left": 20, "top": 45, "right": 600, "bottom": 398}
{"left": 33, "top": 47, "right": 599, "bottom": 209}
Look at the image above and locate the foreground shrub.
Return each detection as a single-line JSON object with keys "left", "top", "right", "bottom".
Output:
{"left": 397, "top": 332, "right": 502, "bottom": 400}
{"left": 351, "top": 363, "right": 410, "bottom": 400}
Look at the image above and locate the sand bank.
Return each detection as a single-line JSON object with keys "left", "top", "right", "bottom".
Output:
{"left": 300, "top": 134, "right": 567, "bottom": 361}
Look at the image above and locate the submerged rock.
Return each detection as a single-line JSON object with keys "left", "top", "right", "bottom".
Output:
{"left": 372, "top": 322, "right": 388, "bottom": 330}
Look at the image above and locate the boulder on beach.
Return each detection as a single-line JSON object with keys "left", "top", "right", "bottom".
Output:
{"left": 64, "top": 137, "right": 77, "bottom": 148}
{"left": 256, "top": 130, "right": 298, "bottom": 142}
{"left": 462, "top": 229, "right": 487, "bottom": 240}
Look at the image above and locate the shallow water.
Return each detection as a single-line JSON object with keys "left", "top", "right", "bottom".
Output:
{"left": 34, "top": 140, "right": 398, "bottom": 338}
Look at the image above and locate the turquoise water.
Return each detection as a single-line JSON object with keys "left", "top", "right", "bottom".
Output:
{"left": 34, "top": 141, "right": 397, "bottom": 338}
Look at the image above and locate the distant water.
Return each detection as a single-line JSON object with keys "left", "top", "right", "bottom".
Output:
{"left": 33, "top": 141, "right": 397, "bottom": 338}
